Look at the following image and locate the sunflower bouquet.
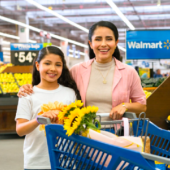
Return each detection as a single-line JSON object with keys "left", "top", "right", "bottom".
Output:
{"left": 58, "top": 100, "right": 101, "bottom": 137}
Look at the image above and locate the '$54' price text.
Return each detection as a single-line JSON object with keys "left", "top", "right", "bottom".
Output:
{"left": 15, "top": 51, "right": 37, "bottom": 63}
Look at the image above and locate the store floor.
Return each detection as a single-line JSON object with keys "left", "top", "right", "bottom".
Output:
{"left": 0, "top": 134, "right": 24, "bottom": 170}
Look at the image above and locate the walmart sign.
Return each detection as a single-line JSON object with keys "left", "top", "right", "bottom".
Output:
{"left": 126, "top": 30, "right": 170, "bottom": 59}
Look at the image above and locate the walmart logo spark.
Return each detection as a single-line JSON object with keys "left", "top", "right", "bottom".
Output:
{"left": 164, "top": 40, "right": 170, "bottom": 50}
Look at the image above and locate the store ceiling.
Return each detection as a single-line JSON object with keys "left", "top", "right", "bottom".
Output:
{"left": 0, "top": 0, "right": 170, "bottom": 57}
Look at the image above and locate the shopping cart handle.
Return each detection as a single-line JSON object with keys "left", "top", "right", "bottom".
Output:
{"left": 96, "top": 112, "right": 137, "bottom": 119}
{"left": 123, "top": 112, "right": 137, "bottom": 119}
{"left": 37, "top": 116, "right": 51, "bottom": 124}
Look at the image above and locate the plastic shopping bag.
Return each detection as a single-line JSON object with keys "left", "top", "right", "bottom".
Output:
{"left": 85, "top": 118, "right": 144, "bottom": 168}
{"left": 86, "top": 129, "right": 143, "bottom": 168}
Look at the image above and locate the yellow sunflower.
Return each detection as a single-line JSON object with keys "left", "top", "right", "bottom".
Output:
{"left": 64, "top": 108, "right": 84, "bottom": 136}
{"left": 90, "top": 106, "right": 98, "bottom": 113}
{"left": 74, "top": 100, "right": 84, "bottom": 108}
{"left": 58, "top": 110, "right": 67, "bottom": 121}
{"left": 84, "top": 106, "right": 98, "bottom": 114}
{"left": 61, "top": 103, "right": 77, "bottom": 113}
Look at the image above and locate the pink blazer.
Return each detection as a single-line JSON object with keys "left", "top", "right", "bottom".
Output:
{"left": 70, "top": 58, "right": 146, "bottom": 107}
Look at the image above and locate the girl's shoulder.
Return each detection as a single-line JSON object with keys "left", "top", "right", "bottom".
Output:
{"left": 33, "top": 85, "right": 75, "bottom": 95}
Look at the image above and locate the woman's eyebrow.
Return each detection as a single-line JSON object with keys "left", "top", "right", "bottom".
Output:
{"left": 94, "top": 35, "right": 113, "bottom": 38}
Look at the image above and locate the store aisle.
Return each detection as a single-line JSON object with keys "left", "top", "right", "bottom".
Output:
{"left": 0, "top": 135, "right": 24, "bottom": 170}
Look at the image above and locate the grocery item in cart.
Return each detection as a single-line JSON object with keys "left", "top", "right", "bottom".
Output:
{"left": 86, "top": 128, "right": 143, "bottom": 168}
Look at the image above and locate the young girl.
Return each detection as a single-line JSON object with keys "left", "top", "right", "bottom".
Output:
{"left": 15, "top": 46, "right": 80, "bottom": 170}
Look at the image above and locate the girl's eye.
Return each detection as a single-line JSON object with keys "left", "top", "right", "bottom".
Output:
{"left": 56, "top": 64, "right": 61, "bottom": 67}
{"left": 107, "top": 38, "right": 112, "bottom": 41}
{"left": 45, "top": 63, "right": 50, "bottom": 65}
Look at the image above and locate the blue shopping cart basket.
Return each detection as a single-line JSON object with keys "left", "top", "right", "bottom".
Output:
{"left": 39, "top": 112, "right": 170, "bottom": 170}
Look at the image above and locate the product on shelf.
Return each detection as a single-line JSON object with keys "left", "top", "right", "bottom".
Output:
{"left": 141, "top": 77, "right": 166, "bottom": 88}
{"left": 0, "top": 73, "right": 18, "bottom": 93}
{"left": 0, "top": 72, "right": 32, "bottom": 95}
{"left": 14, "top": 73, "right": 32, "bottom": 86}
{"left": 0, "top": 73, "right": 15, "bottom": 83}
{"left": 143, "top": 90, "right": 152, "bottom": 98}
{"left": 0, "top": 82, "right": 19, "bottom": 93}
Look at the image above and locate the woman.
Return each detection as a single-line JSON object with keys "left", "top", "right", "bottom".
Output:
{"left": 18, "top": 21, "right": 146, "bottom": 120}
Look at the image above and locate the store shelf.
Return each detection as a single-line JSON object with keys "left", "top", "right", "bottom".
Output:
{"left": 0, "top": 98, "right": 18, "bottom": 134}
{"left": 2, "top": 65, "right": 33, "bottom": 73}
{"left": 0, "top": 98, "right": 18, "bottom": 106}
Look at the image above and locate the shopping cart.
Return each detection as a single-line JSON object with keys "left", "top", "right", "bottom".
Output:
{"left": 38, "top": 112, "right": 170, "bottom": 170}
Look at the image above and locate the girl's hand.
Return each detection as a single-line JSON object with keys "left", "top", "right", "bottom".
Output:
{"left": 41, "top": 110, "right": 60, "bottom": 123}
{"left": 109, "top": 104, "right": 127, "bottom": 120}
{"left": 17, "top": 84, "right": 33, "bottom": 98}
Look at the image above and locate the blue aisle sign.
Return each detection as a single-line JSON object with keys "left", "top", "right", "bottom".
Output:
{"left": 72, "top": 45, "right": 76, "bottom": 58}
{"left": 0, "top": 52, "right": 3, "bottom": 62}
{"left": 10, "top": 43, "right": 43, "bottom": 51}
{"left": 126, "top": 30, "right": 170, "bottom": 60}
{"left": 67, "top": 45, "right": 70, "bottom": 57}
{"left": 10, "top": 43, "right": 43, "bottom": 65}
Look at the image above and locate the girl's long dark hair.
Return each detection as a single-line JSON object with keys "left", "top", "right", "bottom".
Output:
{"left": 32, "top": 46, "right": 81, "bottom": 100}
{"left": 88, "top": 21, "right": 121, "bottom": 61}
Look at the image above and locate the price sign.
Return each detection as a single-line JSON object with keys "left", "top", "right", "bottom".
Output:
{"left": 10, "top": 43, "right": 43, "bottom": 65}
{"left": 11, "top": 51, "right": 38, "bottom": 65}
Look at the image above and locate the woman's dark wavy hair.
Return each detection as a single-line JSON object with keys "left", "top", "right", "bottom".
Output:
{"left": 88, "top": 21, "right": 121, "bottom": 61}
{"left": 32, "top": 46, "right": 81, "bottom": 99}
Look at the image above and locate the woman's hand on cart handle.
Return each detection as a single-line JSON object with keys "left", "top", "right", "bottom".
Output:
{"left": 110, "top": 103, "right": 127, "bottom": 120}
{"left": 17, "top": 84, "right": 33, "bottom": 98}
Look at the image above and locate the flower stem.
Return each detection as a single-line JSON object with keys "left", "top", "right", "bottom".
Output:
{"left": 86, "top": 121, "right": 100, "bottom": 130}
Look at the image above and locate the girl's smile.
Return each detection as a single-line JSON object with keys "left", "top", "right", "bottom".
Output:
{"left": 47, "top": 73, "right": 57, "bottom": 78}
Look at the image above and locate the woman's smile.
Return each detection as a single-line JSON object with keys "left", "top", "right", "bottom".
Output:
{"left": 99, "top": 49, "right": 110, "bottom": 55}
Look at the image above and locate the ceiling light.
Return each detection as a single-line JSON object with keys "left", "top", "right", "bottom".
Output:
{"left": 0, "top": 15, "right": 126, "bottom": 52}
{"left": 25, "top": 0, "right": 89, "bottom": 33}
{"left": 0, "top": 32, "right": 19, "bottom": 40}
{"left": 105, "top": 0, "right": 135, "bottom": 30}
{"left": 25, "top": 0, "right": 126, "bottom": 51}
{"left": 0, "top": 31, "right": 36, "bottom": 43}
{"left": 0, "top": 15, "right": 88, "bottom": 48}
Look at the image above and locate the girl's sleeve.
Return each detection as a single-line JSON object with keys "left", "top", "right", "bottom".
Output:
{"left": 15, "top": 97, "right": 32, "bottom": 121}
{"left": 130, "top": 69, "right": 146, "bottom": 105}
